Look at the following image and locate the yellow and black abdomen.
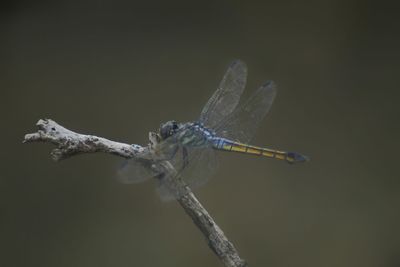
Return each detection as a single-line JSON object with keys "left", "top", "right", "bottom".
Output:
{"left": 212, "top": 138, "right": 308, "bottom": 163}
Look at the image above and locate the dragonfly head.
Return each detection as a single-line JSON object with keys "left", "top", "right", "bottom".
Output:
{"left": 159, "top": 120, "right": 180, "bottom": 140}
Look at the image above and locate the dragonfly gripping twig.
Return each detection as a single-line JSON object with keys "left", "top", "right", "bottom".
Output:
{"left": 24, "top": 119, "right": 247, "bottom": 267}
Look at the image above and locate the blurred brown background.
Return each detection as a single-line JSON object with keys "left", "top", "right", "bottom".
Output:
{"left": 1, "top": 1, "right": 399, "bottom": 266}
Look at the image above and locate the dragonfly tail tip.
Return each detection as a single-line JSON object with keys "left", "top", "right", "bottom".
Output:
{"left": 287, "top": 152, "right": 309, "bottom": 164}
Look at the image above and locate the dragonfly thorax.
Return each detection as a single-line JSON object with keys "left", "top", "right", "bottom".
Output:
{"left": 159, "top": 120, "right": 217, "bottom": 144}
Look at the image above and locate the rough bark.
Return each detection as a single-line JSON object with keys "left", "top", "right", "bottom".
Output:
{"left": 24, "top": 119, "right": 247, "bottom": 267}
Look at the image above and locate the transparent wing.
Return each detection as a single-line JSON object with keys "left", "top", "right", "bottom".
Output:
{"left": 176, "top": 143, "right": 217, "bottom": 189}
{"left": 156, "top": 146, "right": 217, "bottom": 201}
{"left": 199, "top": 60, "right": 247, "bottom": 129}
{"left": 117, "top": 158, "right": 160, "bottom": 184}
{"left": 214, "top": 81, "right": 277, "bottom": 143}
{"left": 154, "top": 134, "right": 217, "bottom": 201}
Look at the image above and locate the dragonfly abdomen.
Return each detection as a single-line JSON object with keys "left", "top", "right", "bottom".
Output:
{"left": 213, "top": 138, "right": 308, "bottom": 164}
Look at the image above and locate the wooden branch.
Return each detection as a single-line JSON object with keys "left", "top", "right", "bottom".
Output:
{"left": 24, "top": 119, "right": 247, "bottom": 267}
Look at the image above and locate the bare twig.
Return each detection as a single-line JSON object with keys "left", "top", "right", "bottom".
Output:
{"left": 24, "top": 119, "right": 247, "bottom": 267}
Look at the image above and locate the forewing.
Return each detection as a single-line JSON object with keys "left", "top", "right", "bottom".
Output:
{"left": 199, "top": 60, "right": 247, "bottom": 128}
{"left": 117, "top": 158, "right": 160, "bottom": 184}
{"left": 214, "top": 81, "right": 277, "bottom": 143}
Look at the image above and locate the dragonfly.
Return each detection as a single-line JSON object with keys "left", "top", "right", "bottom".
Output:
{"left": 118, "top": 60, "right": 308, "bottom": 200}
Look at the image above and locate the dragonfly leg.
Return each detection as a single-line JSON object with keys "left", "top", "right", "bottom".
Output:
{"left": 157, "top": 144, "right": 179, "bottom": 161}
{"left": 182, "top": 147, "right": 189, "bottom": 169}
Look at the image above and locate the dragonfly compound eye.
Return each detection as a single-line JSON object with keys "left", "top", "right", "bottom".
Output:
{"left": 159, "top": 120, "right": 179, "bottom": 140}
